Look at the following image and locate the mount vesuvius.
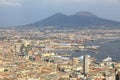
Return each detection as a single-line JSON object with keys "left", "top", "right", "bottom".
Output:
{"left": 26, "top": 11, "right": 120, "bottom": 29}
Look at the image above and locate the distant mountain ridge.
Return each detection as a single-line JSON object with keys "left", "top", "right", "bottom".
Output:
{"left": 27, "top": 11, "right": 120, "bottom": 29}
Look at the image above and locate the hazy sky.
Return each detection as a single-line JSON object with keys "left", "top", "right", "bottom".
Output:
{"left": 0, "top": 0, "right": 120, "bottom": 27}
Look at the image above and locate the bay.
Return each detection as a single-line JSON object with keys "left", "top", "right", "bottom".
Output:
{"left": 55, "top": 39, "right": 120, "bottom": 62}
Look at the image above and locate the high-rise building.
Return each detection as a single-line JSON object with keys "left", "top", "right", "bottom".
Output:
{"left": 83, "top": 55, "right": 90, "bottom": 75}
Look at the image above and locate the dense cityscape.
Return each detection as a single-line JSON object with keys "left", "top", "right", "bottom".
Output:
{"left": 1, "top": 0, "right": 120, "bottom": 79}
{"left": 0, "top": 27, "right": 120, "bottom": 80}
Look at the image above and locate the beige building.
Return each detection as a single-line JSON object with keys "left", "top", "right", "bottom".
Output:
{"left": 72, "top": 57, "right": 79, "bottom": 66}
